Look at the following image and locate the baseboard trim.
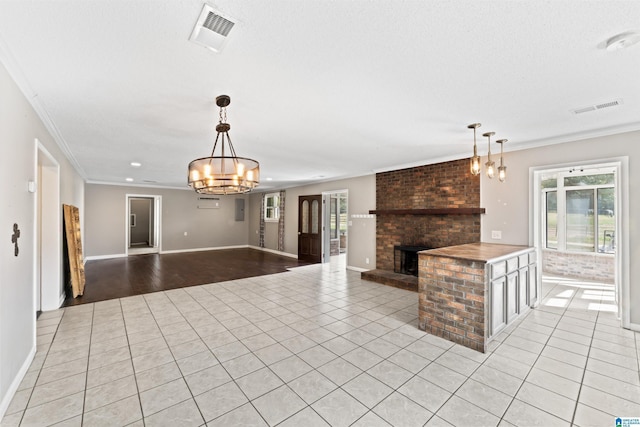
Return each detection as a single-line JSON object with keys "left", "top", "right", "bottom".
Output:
{"left": 84, "top": 253, "right": 127, "bottom": 261}
{"left": 58, "top": 293, "right": 66, "bottom": 308}
{"left": 626, "top": 321, "right": 640, "bottom": 332}
{"left": 0, "top": 345, "right": 36, "bottom": 420}
{"left": 160, "top": 245, "right": 248, "bottom": 255}
{"left": 85, "top": 246, "right": 299, "bottom": 259}
{"left": 248, "top": 245, "right": 298, "bottom": 259}
{"left": 346, "top": 265, "right": 368, "bottom": 272}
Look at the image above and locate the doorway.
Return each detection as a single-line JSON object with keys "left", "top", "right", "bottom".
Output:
{"left": 126, "top": 195, "right": 161, "bottom": 255}
{"left": 532, "top": 160, "right": 627, "bottom": 324}
{"left": 298, "top": 194, "right": 322, "bottom": 263}
{"left": 36, "top": 140, "right": 62, "bottom": 312}
{"left": 323, "top": 190, "right": 348, "bottom": 269}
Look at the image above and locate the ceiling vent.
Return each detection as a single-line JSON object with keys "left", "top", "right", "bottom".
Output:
{"left": 572, "top": 99, "right": 623, "bottom": 115}
{"left": 189, "top": 5, "right": 236, "bottom": 53}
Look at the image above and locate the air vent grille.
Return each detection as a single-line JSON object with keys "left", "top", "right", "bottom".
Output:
{"left": 573, "top": 106, "right": 596, "bottom": 114}
{"left": 595, "top": 100, "right": 620, "bottom": 110}
{"left": 203, "top": 12, "right": 234, "bottom": 36}
{"left": 572, "top": 99, "right": 623, "bottom": 115}
{"left": 189, "top": 5, "right": 237, "bottom": 52}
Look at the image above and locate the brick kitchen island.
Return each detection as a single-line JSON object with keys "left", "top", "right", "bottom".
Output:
{"left": 418, "top": 243, "right": 538, "bottom": 352}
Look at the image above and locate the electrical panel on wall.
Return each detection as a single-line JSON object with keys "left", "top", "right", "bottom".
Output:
{"left": 198, "top": 197, "right": 220, "bottom": 209}
{"left": 235, "top": 199, "right": 245, "bottom": 221}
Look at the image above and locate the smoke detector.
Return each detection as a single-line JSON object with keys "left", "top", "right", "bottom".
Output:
{"left": 190, "top": 5, "right": 237, "bottom": 53}
{"left": 605, "top": 31, "right": 640, "bottom": 51}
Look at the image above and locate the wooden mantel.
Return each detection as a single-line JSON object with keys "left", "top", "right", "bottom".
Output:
{"left": 369, "top": 208, "right": 485, "bottom": 215}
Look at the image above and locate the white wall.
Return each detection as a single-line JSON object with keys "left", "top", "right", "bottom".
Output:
{"left": 0, "top": 62, "right": 84, "bottom": 418}
{"left": 481, "top": 131, "right": 640, "bottom": 325}
{"left": 249, "top": 175, "right": 376, "bottom": 270}
{"left": 84, "top": 184, "right": 249, "bottom": 257}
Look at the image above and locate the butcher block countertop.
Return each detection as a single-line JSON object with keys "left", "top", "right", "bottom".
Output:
{"left": 420, "top": 242, "right": 531, "bottom": 263}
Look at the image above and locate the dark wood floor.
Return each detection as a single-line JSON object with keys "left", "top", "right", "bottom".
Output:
{"left": 64, "top": 248, "right": 310, "bottom": 306}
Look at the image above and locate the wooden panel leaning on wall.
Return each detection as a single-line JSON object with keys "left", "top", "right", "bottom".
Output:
{"left": 63, "top": 204, "right": 85, "bottom": 297}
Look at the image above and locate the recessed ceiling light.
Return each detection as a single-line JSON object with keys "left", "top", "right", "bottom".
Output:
{"left": 130, "top": 162, "right": 142, "bottom": 167}
{"left": 605, "top": 31, "right": 640, "bottom": 51}
{"left": 126, "top": 178, "right": 134, "bottom": 182}
{"left": 266, "top": 177, "right": 273, "bottom": 181}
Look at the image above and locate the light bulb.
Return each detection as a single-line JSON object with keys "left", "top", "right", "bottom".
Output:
{"left": 486, "top": 161, "right": 495, "bottom": 179}
{"left": 498, "top": 166, "right": 507, "bottom": 182}
{"left": 236, "top": 163, "right": 245, "bottom": 177}
{"left": 204, "top": 164, "right": 211, "bottom": 177}
{"left": 470, "top": 157, "right": 481, "bottom": 175}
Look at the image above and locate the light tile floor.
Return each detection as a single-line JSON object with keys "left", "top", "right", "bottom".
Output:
{"left": 2, "top": 265, "right": 639, "bottom": 426}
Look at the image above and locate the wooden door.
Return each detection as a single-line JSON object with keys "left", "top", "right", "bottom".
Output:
{"left": 298, "top": 195, "right": 322, "bottom": 263}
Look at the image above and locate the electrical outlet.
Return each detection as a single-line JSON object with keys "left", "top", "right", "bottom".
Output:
{"left": 491, "top": 230, "right": 502, "bottom": 239}
{"left": 365, "top": 257, "right": 370, "bottom": 264}
{"left": 184, "top": 231, "right": 188, "bottom": 236}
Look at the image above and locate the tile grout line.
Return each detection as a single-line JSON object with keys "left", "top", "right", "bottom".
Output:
{"left": 160, "top": 286, "right": 272, "bottom": 426}
{"left": 140, "top": 291, "right": 212, "bottom": 424}
{"left": 79, "top": 303, "right": 96, "bottom": 426}
{"left": 16, "top": 310, "right": 65, "bottom": 426}
{"left": 119, "top": 297, "right": 147, "bottom": 426}
{"left": 14, "top": 272, "right": 637, "bottom": 427}
{"left": 568, "top": 301, "right": 600, "bottom": 427}
{"left": 194, "top": 273, "right": 426, "bottom": 426}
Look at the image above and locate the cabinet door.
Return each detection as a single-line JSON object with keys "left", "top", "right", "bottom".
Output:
{"left": 528, "top": 264, "right": 538, "bottom": 306}
{"left": 506, "top": 272, "right": 518, "bottom": 323}
{"left": 491, "top": 277, "right": 506, "bottom": 336}
{"left": 519, "top": 267, "right": 528, "bottom": 311}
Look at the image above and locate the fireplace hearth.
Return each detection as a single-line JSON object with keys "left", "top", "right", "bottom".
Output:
{"left": 394, "top": 245, "right": 431, "bottom": 276}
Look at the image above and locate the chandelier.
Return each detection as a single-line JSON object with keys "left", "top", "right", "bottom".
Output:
{"left": 483, "top": 131, "right": 496, "bottom": 179}
{"left": 467, "top": 123, "right": 508, "bottom": 182}
{"left": 188, "top": 95, "right": 260, "bottom": 194}
{"left": 468, "top": 123, "right": 481, "bottom": 175}
{"left": 496, "top": 139, "right": 507, "bottom": 182}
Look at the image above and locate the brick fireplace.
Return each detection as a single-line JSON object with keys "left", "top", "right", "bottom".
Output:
{"left": 362, "top": 158, "right": 483, "bottom": 290}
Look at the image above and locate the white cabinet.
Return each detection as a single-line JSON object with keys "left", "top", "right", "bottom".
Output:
{"left": 488, "top": 248, "right": 537, "bottom": 339}
{"left": 491, "top": 276, "right": 506, "bottom": 335}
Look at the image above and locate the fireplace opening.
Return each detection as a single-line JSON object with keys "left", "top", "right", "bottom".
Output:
{"left": 394, "top": 245, "right": 431, "bottom": 276}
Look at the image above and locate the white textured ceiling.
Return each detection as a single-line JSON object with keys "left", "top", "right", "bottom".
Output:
{"left": 1, "top": 0, "right": 639, "bottom": 190}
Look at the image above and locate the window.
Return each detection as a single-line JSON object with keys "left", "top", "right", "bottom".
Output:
{"left": 264, "top": 193, "right": 280, "bottom": 221}
{"left": 545, "top": 191, "right": 557, "bottom": 249}
{"left": 542, "top": 170, "right": 615, "bottom": 254}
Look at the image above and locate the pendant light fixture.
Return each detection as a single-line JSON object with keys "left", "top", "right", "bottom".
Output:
{"left": 468, "top": 123, "right": 481, "bottom": 176}
{"left": 483, "top": 131, "right": 496, "bottom": 179}
{"left": 496, "top": 139, "right": 507, "bottom": 182}
{"left": 188, "top": 95, "right": 260, "bottom": 195}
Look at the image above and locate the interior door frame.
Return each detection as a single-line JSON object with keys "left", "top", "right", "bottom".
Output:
{"left": 298, "top": 194, "right": 323, "bottom": 263}
{"left": 125, "top": 194, "right": 162, "bottom": 255}
{"left": 34, "top": 139, "right": 62, "bottom": 311}
{"left": 322, "top": 189, "right": 348, "bottom": 265}
{"left": 530, "top": 157, "right": 629, "bottom": 327}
